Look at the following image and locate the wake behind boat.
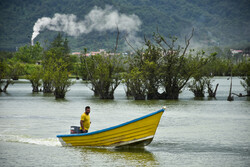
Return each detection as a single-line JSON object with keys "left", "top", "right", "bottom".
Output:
{"left": 57, "top": 107, "right": 165, "bottom": 147}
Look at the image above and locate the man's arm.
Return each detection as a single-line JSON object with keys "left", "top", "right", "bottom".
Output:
{"left": 80, "top": 120, "right": 86, "bottom": 132}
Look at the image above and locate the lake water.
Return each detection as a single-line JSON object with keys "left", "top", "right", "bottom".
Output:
{"left": 0, "top": 77, "right": 249, "bottom": 166}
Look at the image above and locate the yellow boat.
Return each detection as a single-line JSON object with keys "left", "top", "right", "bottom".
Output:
{"left": 57, "top": 107, "right": 165, "bottom": 147}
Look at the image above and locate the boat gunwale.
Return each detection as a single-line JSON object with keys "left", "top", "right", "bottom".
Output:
{"left": 57, "top": 108, "right": 165, "bottom": 138}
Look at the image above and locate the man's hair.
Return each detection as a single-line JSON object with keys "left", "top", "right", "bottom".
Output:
{"left": 85, "top": 106, "right": 90, "bottom": 110}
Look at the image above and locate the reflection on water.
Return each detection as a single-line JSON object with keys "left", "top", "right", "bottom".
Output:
{"left": 77, "top": 147, "right": 158, "bottom": 166}
{"left": 150, "top": 141, "right": 250, "bottom": 156}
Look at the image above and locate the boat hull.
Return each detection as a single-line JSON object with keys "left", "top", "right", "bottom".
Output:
{"left": 57, "top": 109, "right": 164, "bottom": 147}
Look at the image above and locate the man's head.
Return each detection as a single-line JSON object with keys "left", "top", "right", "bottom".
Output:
{"left": 85, "top": 106, "right": 90, "bottom": 115}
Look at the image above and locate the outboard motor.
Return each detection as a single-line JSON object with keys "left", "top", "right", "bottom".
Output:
{"left": 70, "top": 126, "right": 80, "bottom": 134}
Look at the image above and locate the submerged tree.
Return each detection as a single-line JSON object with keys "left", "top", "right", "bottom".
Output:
{"left": 83, "top": 52, "right": 124, "bottom": 99}
{"left": 26, "top": 65, "right": 42, "bottom": 92}
{"left": 6, "top": 59, "right": 25, "bottom": 80}
{"left": 0, "top": 61, "right": 13, "bottom": 92}
{"left": 143, "top": 39, "right": 162, "bottom": 99}
{"left": 188, "top": 51, "right": 213, "bottom": 97}
{"left": 52, "top": 58, "right": 73, "bottom": 99}
{"left": 189, "top": 78, "right": 206, "bottom": 97}
{"left": 125, "top": 28, "right": 223, "bottom": 100}
{"left": 42, "top": 54, "right": 73, "bottom": 98}
{"left": 237, "top": 59, "right": 250, "bottom": 96}
{"left": 42, "top": 55, "right": 54, "bottom": 93}
{"left": 152, "top": 29, "right": 198, "bottom": 99}
{"left": 0, "top": 60, "right": 25, "bottom": 92}
{"left": 123, "top": 48, "right": 147, "bottom": 100}
{"left": 203, "top": 53, "right": 220, "bottom": 98}
{"left": 82, "top": 28, "right": 124, "bottom": 99}
{"left": 206, "top": 79, "right": 219, "bottom": 98}
{"left": 125, "top": 28, "right": 212, "bottom": 100}
{"left": 123, "top": 65, "right": 147, "bottom": 100}
{"left": 123, "top": 43, "right": 161, "bottom": 100}
{"left": 41, "top": 33, "right": 73, "bottom": 98}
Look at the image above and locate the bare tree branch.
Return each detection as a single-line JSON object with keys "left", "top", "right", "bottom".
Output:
{"left": 232, "top": 93, "right": 248, "bottom": 97}
{"left": 155, "top": 29, "right": 172, "bottom": 49}
{"left": 181, "top": 28, "right": 194, "bottom": 57}
{"left": 114, "top": 25, "right": 120, "bottom": 55}
{"left": 124, "top": 34, "right": 137, "bottom": 53}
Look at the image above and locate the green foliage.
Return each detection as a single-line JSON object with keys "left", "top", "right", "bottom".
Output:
{"left": 14, "top": 42, "right": 43, "bottom": 63}
{"left": 236, "top": 59, "right": 250, "bottom": 95}
{"left": 187, "top": 51, "right": 213, "bottom": 97}
{"left": 6, "top": 59, "right": 26, "bottom": 80}
{"left": 42, "top": 57, "right": 54, "bottom": 93}
{"left": 42, "top": 55, "right": 73, "bottom": 98}
{"left": 49, "top": 33, "right": 70, "bottom": 55}
{"left": 25, "top": 63, "right": 39, "bottom": 75}
{"left": 123, "top": 40, "right": 162, "bottom": 100}
{"left": 153, "top": 31, "right": 199, "bottom": 99}
{"left": 83, "top": 53, "right": 124, "bottom": 99}
{"left": 44, "top": 33, "right": 73, "bottom": 71}
{"left": 188, "top": 78, "right": 206, "bottom": 97}
{"left": 0, "top": 51, "right": 15, "bottom": 61}
{"left": 124, "top": 29, "right": 224, "bottom": 99}
{"left": 0, "top": 61, "right": 9, "bottom": 81}
{"left": 52, "top": 58, "right": 73, "bottom": 99}
{"left": 0, "top": 59, "right": 25, "bottom": 81}
{"left": 124, "top": 66, "right": 147, "bottom": 100}
{"left": 123, "top": 50, "right": 145, "bottom": 99}
{"left": 0, "top": 60, "right": 14, "bottom": 92}
{"left": 39, "top": 33, "right": 73, "bottom": 98}
{"left": 237, "top": 59, "right": 250, "bottom": 77}
{"left": 142, "top": 41, "right": 162, "bottom": 99}
{"left": 26, "top": 65, "right": 42, "bottom": 92}
{"left": 206, "top": 79, "right": 219, "bottom": 98}
{"left": 79, "top": 53, "right": 89, "bottom": 81}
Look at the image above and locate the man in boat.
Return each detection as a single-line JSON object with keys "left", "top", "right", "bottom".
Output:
{"left": 80, "top": 106, "right": 91, "bottom": 133}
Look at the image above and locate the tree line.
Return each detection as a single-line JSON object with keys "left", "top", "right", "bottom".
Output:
{"left": 0, "top": 32, "right": 249, "bottom": 99}
{"left": 0, "top": 33, "right": 73, "bottom": 98}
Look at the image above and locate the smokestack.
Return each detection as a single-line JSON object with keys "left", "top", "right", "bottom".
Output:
{"left": 31, "top": 39, "right": 34, "bottom": 46}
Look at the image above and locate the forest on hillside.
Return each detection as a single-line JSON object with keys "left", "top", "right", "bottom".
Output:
{"left": 0, "top": 0, "right": 250, "bottom": 51}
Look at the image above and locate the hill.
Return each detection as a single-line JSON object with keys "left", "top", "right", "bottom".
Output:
{"left": 0, "top": 0, "right": 250, "bottom": 52}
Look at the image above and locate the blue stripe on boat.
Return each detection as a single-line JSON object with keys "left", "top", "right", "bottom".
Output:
{"left": 57, "top": 108, "right": 164, "bottom": 138}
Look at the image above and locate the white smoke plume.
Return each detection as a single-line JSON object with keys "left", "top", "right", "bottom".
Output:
{"left": 31, "top": 5, "right": 142, "bottom": 46}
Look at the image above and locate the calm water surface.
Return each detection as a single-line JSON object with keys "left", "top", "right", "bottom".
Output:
{"left": 0, "top": 77, "right": 249, "bottom": 166}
